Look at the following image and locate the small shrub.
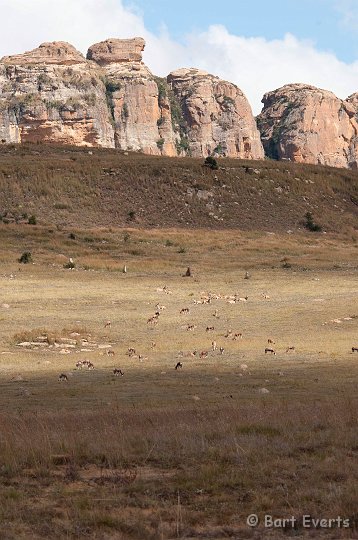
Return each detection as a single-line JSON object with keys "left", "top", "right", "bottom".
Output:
{"left": 156, "top": 138, "right": 165, "bottom": 151}
{"left": 28, "top": 215, "right": 37, "bottom": 225}
{"left": 165, "top": 239, "right": 174, "bottom": 247}
{"left": 123, "top": 233, "right": 130, "bottom": 243}
{"left": 18, "top": 252, "right": 32, "bottom": 264}
{"left": 204, "top": 156, "right": 218, "bottom": 170}
{"left": 304, "top": 212, "right": 322, "bottom": 232}
{"left": 128, "top": 211, "right": 136, "bottom": 221}
{"left": 178, "top": 247, "right": 186, "bottom": 253}
{"left": 68, "top": 233, "right": 76, "bottom": 240}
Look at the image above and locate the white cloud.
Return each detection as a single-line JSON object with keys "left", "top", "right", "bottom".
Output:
{"left": 0, "top": 0, "right": 357, "bottom": 114}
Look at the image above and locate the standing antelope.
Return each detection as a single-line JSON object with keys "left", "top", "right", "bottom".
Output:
{"left": 265, "top": 348, "right": 276, "bottom": 355}
{"left": 212, "top": 341, "right": 217, "bottom": 351}
{"left": 175, "top": 362, "right": 183, "bottom": 370}
{"left": 113, "top": 368, "right": 124, "bottom": 376}
{"left": 233, "top": 333, "right": 243, "bottom": 340}
{"left": 104, "top": 320, "right": 111, "bottom": 328}
{"left": 59, "top": 373, "right": 68, "bottom": 382}
{"left": 219, "top": 347, "right": 225, "bottom": 355}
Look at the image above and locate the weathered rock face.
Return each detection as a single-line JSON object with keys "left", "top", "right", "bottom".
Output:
{"left": 167, "top": 68, "right": 264, "bottom": 159}
{"left": 88, "top": 38, "right": 178, "bottom": 156}
{"left": 87, "top": 38, "right": 145, "bottom": 65}
{"left": 0, "top": 37, "right": 264, "bottom": 158}
{"left": 0, "top": 42, "right": 114, "bottom": 147}
{"left": 257, "top": 84, "right": 358, "bottom": 169}
{"left": 1, "top": 41, "right": 87, "bottom": 66}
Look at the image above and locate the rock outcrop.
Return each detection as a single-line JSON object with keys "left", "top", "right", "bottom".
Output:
{"left": 167, "top": 68, "right": 264, "bottom": 159}
{"left": 0, "top": 42, "right": 114, "bottom": 147}
{"left": 87, "top": 38, "right": 145, "bottom": 65}
{"left": 89, "top": 38, "right": 178, "bottom": 156}
{"left": 257, "top": 84, "right": 358, "bottom": 169}
{"left": 0, "top": 37, "right": 263, "bottom": 159}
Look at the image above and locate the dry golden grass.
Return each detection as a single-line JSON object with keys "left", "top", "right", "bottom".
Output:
{"left": 0, "top": 223, "right": 357, "bottom": 538}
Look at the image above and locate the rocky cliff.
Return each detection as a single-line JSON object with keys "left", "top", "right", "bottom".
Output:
{"left": 257, "top": 84, "right": 358, "bottom": 169}
{"left": 167, "top": 68, "right": 263, "bottom": 159}
{"left": 0, "top": 42, "right": 114, "bottom": 147}
{"left": 0, "top": 38, "right": 263, "bottom": 159}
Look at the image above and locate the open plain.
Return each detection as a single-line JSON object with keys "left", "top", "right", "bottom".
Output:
{"left": 0, "top": 146, "right": 357, "bottom": 539}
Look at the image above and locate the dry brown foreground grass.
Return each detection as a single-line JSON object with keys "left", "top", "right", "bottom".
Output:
{"left": 0, "top": 223, "right": 357, "bottom": 539}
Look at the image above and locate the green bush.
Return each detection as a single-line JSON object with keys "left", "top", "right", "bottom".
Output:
{"left": 28, "top": 215, "right": 37, "bottom": 225}
{"left": 18, "top": 252, "right": 32, "bottom": 264}
{"left": 304, "top": 212, "right": 322, "bottom": 232}
{"left": 204, "top": 156, "right": 218, "bottom": 170}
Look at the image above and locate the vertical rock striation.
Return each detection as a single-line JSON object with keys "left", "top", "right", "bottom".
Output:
{"left": 257, "top": 84, "right": 358, "bottom": 169}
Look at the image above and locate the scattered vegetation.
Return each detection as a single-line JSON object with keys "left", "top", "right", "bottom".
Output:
{"left": 304, "top": 211, "right": 322, "bottom": 232}
{"left": 18, "top": 251, "right": 32, "bottom": 264}
{"left": 204, "top": 156, "right": 218, "bottom": 170}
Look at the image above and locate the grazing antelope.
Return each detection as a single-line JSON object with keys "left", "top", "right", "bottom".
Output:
{"left": 262, "top": 293, "right": 270, "bottom": 300}
{"left": 156, "top": 303, "right": 166, "bottom": 311}
{"left": 268, "top": 339, "right": 275, "bottom": 344}
{"left": 113, "top": 368, "right": 124, "bottom": 376}
{"left": 224, "top": 329, "right": 233, "bottom": 338}
{"left": 237, "top": 296, "right": 248, "bottom": 302}
{"left": 147, "top": 316, "right": 158, "bottom": 325}
{"left": 151, "top": 341, "right": 156, "bottom": 349}
{"left": 104, "top": 320, "right": 111, "bottom": 328}
{"left": 186, "top": 325, "right": 196, "bottom": 331}
{"left": 219, "top": 347, "right": 225, "bottom": 355}
{"left": 59, "top": 373, "right": 68, "bottom": 382}
{"left": 233, "top": 333, "right": 243, "bottom": 340}
{"left": 127, "top": 348, "right": 136, "bottom": 356}
{"left": 87, "top": 362, "right": 95, "bottom": 370}
{"left": 212, "top": 341, "right": 217, "bottom": 351}
{"left": 213, "top": 309, "right": 219, "bottom": 318}
{"left": 82, "top": 360, "right": 90, "bottom": 367}
{"left": 180, "top": 308, "right": 190, "bottom": 314}
{"left": 285, "top": 346, "right": 295, "bottom": 353}
{"left": 175, "top": 362, "right": 183, "bottom": 370}
{"left": 75, "top": 361, "right": 83, "bottom": 369}
{"left": 352, "top": 347, "right": 358, "bottom": 353}
{"left": 265, "top": 348, "right": 276, "bottom": 355}
{"left": 200, "top": 351, "right": 208, "bottom": 358}
{"left": 106, "top": 350, "right": 115, "bottom": 356}
{"left": 206, "top": 326, "right": 214, "bottom": 332}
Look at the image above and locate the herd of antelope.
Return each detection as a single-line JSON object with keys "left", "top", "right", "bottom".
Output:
{"left": 58, "top": 286, "right": 357, "bottom": 382}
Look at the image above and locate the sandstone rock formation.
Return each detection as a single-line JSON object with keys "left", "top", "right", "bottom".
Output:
{"left": 1, "top": 42, "right": 86, "bottom": 66}
{"left": 257, "top": 84, "right": 358, "bottom": 169}
{"left": 0, "top": 37, "right": 264, "bottom": 158}
{"left": 88, "top": 38, "right": 178, "bottom": 155}
{"left": 167, "top": 68, "right": 264, "bottom": 159}
{"left": 87, "top": 38, "right": 145, "bottom": 65}
{"left": 0, "top": 42, "right": 114, "bottom": 147}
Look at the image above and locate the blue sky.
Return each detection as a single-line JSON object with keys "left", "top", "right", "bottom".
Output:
{"left": 1, "top": 0, "right": 357, "bottom": 113}
{"left": 128, "top": 0, "right": 358, "bottom": 63}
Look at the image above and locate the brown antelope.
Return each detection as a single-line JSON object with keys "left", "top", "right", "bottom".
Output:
{"left": 75, "top": 361, "right": 83, "bottom": 369}
{"left": 147, "top": 316, "right": 158, "bottom": 325}
{"left": 186, "top": 325, "right": 196, "bottom": 331}
{"left": 151, "top": 341, "right": 156, "bottom": 349}
{"left": 206, "top": 326, "right": 214, "bottom": 332}
{"left": 106, "top": 350, "right": 115, "bottom": 356}
{"left": 233, "top": 333, "right": 243, "bottom": 340}
{"left": 352, "top": 347, "right": 358, "bottom": 353}
{"left": 87, "top": 362, "right": 95, "bottom": 370}
{"left": 213, "top": 309, "right": 219, "bottom": 318}
{"left": 113, "top": 368, "right": 124, "bottom": 376}
{"left": 175, "top": 362, "right": 183, "bottom": 370}
{"left": 127, "top": 348, "right": 136, "bottom": 356}
{"left": 212, "top": 341, "right": 217, "bottom": 351}
{"left": 268, "top": 338, "right": 275, "bottom": 344}
{"left": 219, "top": 347, "right": 225, "bottom": 354}
{"left": 104, "top": 320, "right": 111, "bottom": 328}
{"left": 200, "top": 350, "right": 208, "bottom": 358}
{"left": 59, "top": 373, "right": 68, "bottom": 382}
{"left": 265, "top": 348, "right": 276, "bottom": 355}
{"left": 286, "top": 346, "right": 295, "bottom": 353}
{"left": 180, "top": 308, "right": 190, "bottom": 314}
{"left": 224, "top": 329, "right": 233, "bottom": 338}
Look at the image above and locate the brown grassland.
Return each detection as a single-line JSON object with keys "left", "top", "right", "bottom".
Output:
{"left": 0, "top": 145, "right": 357, "bottom": 539}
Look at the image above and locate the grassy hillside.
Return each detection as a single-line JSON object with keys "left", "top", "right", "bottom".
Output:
{"left": 0, "top": 143, "right": 357, "bottom": 233}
